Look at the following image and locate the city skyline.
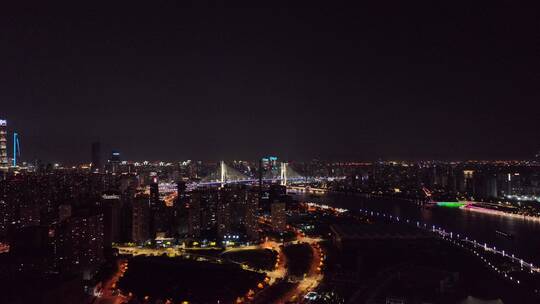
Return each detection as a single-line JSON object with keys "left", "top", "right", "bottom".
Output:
{"left": 1, "top": 116, "right": 540, "bottom": 164}
{"left": 1, "top": 126, "right": 540, "bottom": 167}
{"left": 3, "top": 3, "right": 540, "bottom": 303}
{"left": 2, "top": 2, "right": 539, "bottom": 162}
{"left": 2, "top": 150, "right": 540, "bottom": 303}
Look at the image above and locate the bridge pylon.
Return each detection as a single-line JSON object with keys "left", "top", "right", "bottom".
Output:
{"left": 220, "top": 160, "right": 226, "bottom": 188}
{"left": 280, "top": 162, "right": 288, "bottom": 186}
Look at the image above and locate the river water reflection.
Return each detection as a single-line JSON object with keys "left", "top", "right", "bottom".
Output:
{"left": 292, "top": 192, "right": 540, "bottom": 265}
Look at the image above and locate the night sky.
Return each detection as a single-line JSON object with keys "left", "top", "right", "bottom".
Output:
{"left": 1, "top": 2, "right": 539, "bottom": 163}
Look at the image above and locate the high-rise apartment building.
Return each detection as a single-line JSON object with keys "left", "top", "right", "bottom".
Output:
{"left": 200, "top": 189, "right": 218, "bottom": 232}
{"left": 101, "top": 193, "right": 122, "bottom": 246}
{"left": 271, "top": 201, "right": 286, "bottom": 232}
{"left": 55, "top": 213, "right": 104, "bottom": 276}
{"left": 217, "top": 188, "right": 232, "bottom": 237}
{"left": 245, "top": 189, "right": 259, "bottom": 240}
{"left": 132, "top": 196, "right": 150, "bottom": 243}
{"left": 188, "top": 191, "right": 202, "bottom": 237}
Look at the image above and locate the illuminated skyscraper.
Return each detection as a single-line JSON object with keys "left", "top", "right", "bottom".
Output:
{"left": 261, "top": 156, "right": 279, "bottom": 178}
{"left": 150, "top": 180, "right": 160, "bottom": 206}
{"left": 463, "top": 170, "right": 475, "bottom": 194}
{"left": 12, "top": 132, "right": 19, "bottom": 167}
{"left": 0, "top": 119, "right": 7, "bottom": 169}
{"left": 109, "top": 150, "right": 121, "bottom": 174}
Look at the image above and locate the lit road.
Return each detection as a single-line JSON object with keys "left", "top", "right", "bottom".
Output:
{"left": 116, "top": 246, "right": 182, "bottom": 257}
{"left": 222, "top": 245, "right": 261, "bottom": 253}
{"left": 115, "top": 245, "right": 281, "bottom": 274}
{"left": 275, "top": 232, "right": 324, "bottom": 303}
{"left": 113, "top": 234, "right": 324, "bottom": 303}
{"left": 93, "top": 259, "right": 130, "bottom": 304}
{"left": 222, "top": 240, "right": 288, "bottom": 284}
{"left": 115, "top": 241, "right": 290, "bottom": 303}
{"left": 260, "top": 240, "right": 288, "bottom": 284}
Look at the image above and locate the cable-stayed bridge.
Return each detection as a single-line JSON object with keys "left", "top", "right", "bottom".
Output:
{"left": 196, "top": 161, "right": 306, "bottom": 187}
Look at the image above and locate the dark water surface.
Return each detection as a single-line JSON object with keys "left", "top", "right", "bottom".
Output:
{"left": 293, "top": 192, "right": 540, "bottom": 265}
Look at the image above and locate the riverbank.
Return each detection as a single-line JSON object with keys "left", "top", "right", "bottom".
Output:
{"left": 290, "top": 192, "right": 540, "bottom": 269}
{"left": 301, "top": 201, "right": 540, "bottom": 303}
{"left": 463, "top": 204, "right": 540, "bottom": 222}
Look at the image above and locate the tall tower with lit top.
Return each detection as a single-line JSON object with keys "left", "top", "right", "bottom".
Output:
{"left": 0, "top": 119, "right": 7, "bottom": 169}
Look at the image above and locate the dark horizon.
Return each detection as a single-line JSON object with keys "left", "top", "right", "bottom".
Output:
{"left": 2, "top": 2, "right": 539, "bottom": 163}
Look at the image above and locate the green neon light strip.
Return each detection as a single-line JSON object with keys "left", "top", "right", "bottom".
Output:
{"left": 436, "top": 202, "right": 466, "bottom": 208}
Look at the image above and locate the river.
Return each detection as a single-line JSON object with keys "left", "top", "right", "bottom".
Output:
{"left": 292, "top": 192, "right": 540, "bottom": 266}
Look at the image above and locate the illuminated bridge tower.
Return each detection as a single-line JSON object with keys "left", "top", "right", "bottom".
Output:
{"left": 0, "top": 119, "right": 7, "bottom": 170}
{"left": 220, "top": 160, "right": 226, "bottom": 188}
{"left": 280, "top": 162, "right": 288, "bottom": 186}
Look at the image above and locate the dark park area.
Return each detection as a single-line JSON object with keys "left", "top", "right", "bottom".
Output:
{"left": 117, "top": 256, "right": 264, "bottom": 303}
